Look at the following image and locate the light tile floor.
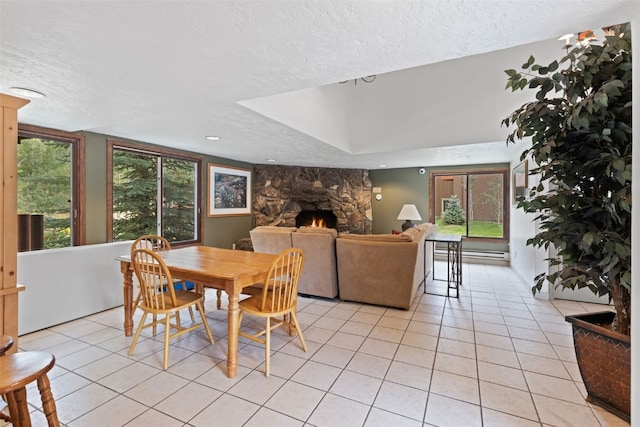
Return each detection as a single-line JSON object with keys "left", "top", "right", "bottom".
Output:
{"left": 3, "top": 262, "right": 630, "bottom": 427}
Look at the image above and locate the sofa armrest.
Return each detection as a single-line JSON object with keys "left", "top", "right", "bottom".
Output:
{"left": 291, "top": 231, "right": 338, "bottom": 298}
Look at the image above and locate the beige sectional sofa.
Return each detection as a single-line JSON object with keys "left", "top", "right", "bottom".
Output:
{"left": 249, "top": 223, "right": 436, "bottom": 309}
{"left": 336, "top": 223, "right": 437, "bottom": 310}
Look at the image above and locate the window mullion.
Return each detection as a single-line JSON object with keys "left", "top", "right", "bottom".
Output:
{"left": 465, "top": 174, "right": 470, "bottom": 237}
{"left": 157, "top": 157, "right": 163, "bottom": 236}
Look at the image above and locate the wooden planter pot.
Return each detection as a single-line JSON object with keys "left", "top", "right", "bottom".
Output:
{"left": 565, "top": 311, "right": 630, "bottom": 421}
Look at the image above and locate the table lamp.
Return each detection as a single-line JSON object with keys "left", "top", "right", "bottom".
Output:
{"left": 397, "top": 204, "right": 421, "bottom": 231}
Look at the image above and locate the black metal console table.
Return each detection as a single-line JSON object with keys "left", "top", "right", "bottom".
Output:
{"left": 424, "top": 234, "right": 462, "bottom": 298}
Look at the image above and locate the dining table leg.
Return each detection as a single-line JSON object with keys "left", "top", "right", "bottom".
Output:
{"left": 120, "top": 261, "right": 134, "bottom": 336}
{"left": 226, "top": 289, "right": 240, "bottom": 378}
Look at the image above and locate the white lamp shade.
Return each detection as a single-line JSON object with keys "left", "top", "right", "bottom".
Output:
{"left": 397, "top": 204, "right": 422, "bottom": 221}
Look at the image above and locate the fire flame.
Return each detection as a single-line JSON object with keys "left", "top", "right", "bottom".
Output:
{"left": 310, "top": 217, "right": 326, "bottom": 228}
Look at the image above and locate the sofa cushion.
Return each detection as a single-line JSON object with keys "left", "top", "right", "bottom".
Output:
{"left": 297, "top": 226, "right": 338, "bottom": 238}
{"left": 251, "top": 226, "right": 298, "bottom": 232}
{"left": 338, "top": 233, "right": 413, "bottom": 243}
{"left": 291, "top": 229, "right": 338, "bottom": 298}
{"left": 250, "top": 227, "right": 295, "bottom": 255}
{"left": 400, "top": 227, "right": 421, "bottom": 241}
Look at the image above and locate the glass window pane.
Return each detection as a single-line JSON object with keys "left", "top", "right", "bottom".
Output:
{"left": 468, "top": 174, "right": 504, "bottom": 238}
{"left": 162, "top": 158, "right": 197, "bottom": 242}
{"left": 434, "top": 175, "right": 467, "bottom": 236}
{"left": 112, "top": 150, "right": 158, "bottom": 240}
{"left": 17, "top": 138, "right": 72, "bottom": 249}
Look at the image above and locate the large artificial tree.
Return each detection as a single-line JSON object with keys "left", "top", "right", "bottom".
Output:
{"left": 502, "top": 23, "right": 632, "bottom": 335}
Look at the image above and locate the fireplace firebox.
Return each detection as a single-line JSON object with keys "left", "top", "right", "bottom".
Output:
{"left": 296, "top": 210, "right": 337, "bottom": 229}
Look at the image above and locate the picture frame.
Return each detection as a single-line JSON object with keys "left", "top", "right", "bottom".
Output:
{"left": 208, "top": 164, "right": 252, "bottom": 217}
{"left": 512, "top": 160, "right": 528, "bottom": 205}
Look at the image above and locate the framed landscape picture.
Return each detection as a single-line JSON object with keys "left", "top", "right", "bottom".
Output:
{"left": 208, "top": 164, "right": 252, "bottom": 216}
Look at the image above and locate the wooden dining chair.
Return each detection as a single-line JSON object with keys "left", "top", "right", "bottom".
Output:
{"left": 129, "top": 248, "right": 214, "bottom": 369}
{"left": 238, "top": 247, "right": 307, "bottom": 376}
{"left": 131, "top": 235, "right": 223, "bottom": 315}
{"left": 131, "top": 234, "right": 196, "bottom": 322}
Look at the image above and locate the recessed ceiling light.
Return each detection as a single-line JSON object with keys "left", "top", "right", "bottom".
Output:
{"left": 378, "top": 164, "right": 388, "bottom": 168}
{"left": 9, "top": 87, "right": 46, "bottom": 99}
{"left": 266, "top": 159, "right": 277, "bottom": 163}
{"left": 205, "top": 136, "right": 221, "bottom": 141}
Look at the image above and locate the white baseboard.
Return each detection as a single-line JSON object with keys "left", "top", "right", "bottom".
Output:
{"left": 434, "top": 249, "right": 510, "bottom": 266}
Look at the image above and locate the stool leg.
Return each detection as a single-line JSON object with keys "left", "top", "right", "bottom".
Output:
{"left": 0, "top": 393, "right": 11, "bottom": 422}
{"left": 6, "top": 387, "right": 31, "bottom": 427}
{"left": 37, "top": 374, "right": 60, "bottom": 427}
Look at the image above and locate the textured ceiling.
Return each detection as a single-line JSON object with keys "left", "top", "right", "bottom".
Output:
{"left": 0, "top": 1, "right": 636, "bottom": 169}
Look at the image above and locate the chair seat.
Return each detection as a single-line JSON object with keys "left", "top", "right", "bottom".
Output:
{"left": 239, "top": 293, "right": 294, "bottom": 317}
{"left": 172, "top": 280, "right": 195, "bottom": 291}
{"left": 0, "top": 351, "right": 55, "bottom": 392}
{"left": 242, "top": 282, "right": 264, "bottom": 296}
{"left": 139, "top": 290, "right": 203, "bottom": 313}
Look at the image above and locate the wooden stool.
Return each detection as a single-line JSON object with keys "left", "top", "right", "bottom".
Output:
{"left": 0, "top": 335, "right": 15, "bottom": 422}
{"left": 0, "top": 335, "right": 13, "bottom": 355}
{"left": 0, "top": 351, "right": 60, "bottom": 427}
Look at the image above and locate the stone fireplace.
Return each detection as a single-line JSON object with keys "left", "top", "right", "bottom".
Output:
{"left": 253, "top": 165, "right": 372, "bottom": 234}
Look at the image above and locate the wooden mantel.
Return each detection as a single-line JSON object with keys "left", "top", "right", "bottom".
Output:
{"left": 0, "top": 93, "right": 29, "bottom": 353}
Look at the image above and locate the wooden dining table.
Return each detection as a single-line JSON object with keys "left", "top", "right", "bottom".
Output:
{"left": 118, "top": 246, "right": 277, "bottom": 378}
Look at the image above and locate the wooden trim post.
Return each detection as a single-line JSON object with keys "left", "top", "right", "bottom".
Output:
{"left": 0, "top": 93, "right": 29, "bottom": 352}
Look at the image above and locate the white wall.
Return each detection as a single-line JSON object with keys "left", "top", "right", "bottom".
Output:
{"left": 508, "top": 154, "right": 550, "bottom": 297}
{"left": 17, "top": 241, "right": 131, "bottom": 335}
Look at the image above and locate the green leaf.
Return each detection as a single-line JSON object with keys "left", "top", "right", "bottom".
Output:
{"left": 574, "top": 116, "right": 590, "bottom": 129}
{"left": 593, "top": 92, "right": 608, "bottom": 107}
{"left": 612, "top": 158, "right": 625, "bottom": 171}
{"left": 582, "top": 233, "right": 594, "bottom": 246}
{"left": 505, "top": 69, "right": 517, "bottom": 77}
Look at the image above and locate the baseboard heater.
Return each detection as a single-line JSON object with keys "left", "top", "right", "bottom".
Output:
{"left": 434, "top": 249, "right": 510, "bottom": 264}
